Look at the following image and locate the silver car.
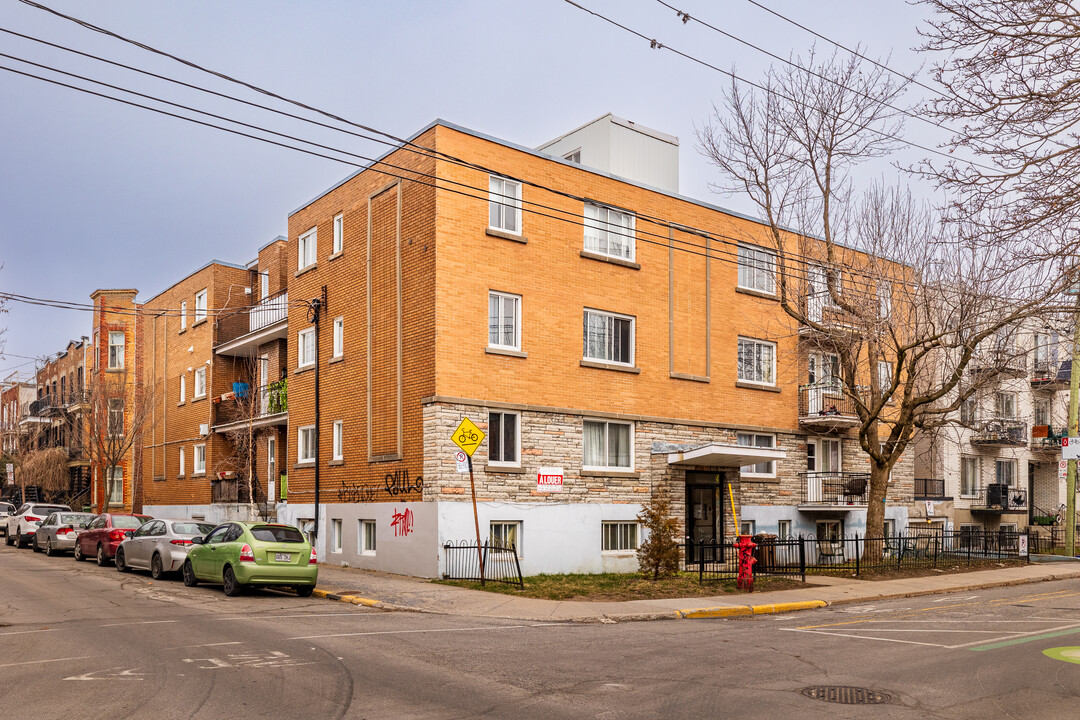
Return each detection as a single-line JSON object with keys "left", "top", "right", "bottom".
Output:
{"left": 115, "top": 518, "right": 217, "bottom": 579}
{"left": 4, "top": 503, "right": 71, "bottom": 548}
{"left": 32, "top": 512, "right": 96, "bottom": 555}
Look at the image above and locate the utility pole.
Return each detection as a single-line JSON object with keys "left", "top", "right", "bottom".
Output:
{"left": 1067, "top": 283, "right": 1080, "bottom": 556}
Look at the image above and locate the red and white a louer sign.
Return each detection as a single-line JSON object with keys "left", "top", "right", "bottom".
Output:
{"left": 537, "top": 467, "right": 564, "bottom": 493}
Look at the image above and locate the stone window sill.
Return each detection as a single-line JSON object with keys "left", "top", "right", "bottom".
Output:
{"left": 580, "top": 250, "right": 640, "bottom": 270}
{"left": 329, "top": 355, "right": 344, "bottom": 365}
{"left": 192, "top": 318, "right": 208, "bottom": 328}
{"left": 178, "top": 328, "right": 186, "bottom": 335}
{"left": 295, "top": 365, "right": 314, "bottom": 375}
{"left": 293, "top": 461, "right": 315, "bottom": 469}
{"left": 192, "top": 395, "right": 206, "bottom": 403}
{"left": 328, "top": 251, "right": 344, "bottom": 262}
{"left": 735, "top": 286, "right": 779, "bottom": 301}
{"left": 192, "top": 472, "right": 206, "bottom": 478}
{"left": 328, "top": 459, "right": 344, "bottom": 467}
{"left": 484, "top": 465, "right": 526, "bottom": 474}
{"left": 670, "top": 372, "right": 709, "bottom": 383}
{"left": 581, "top": 360, "right": 640, "bottom": 374}
{"left": 735, "top": 381, "right": 781, "bottom": 393}
{"left": 295, "top": 263, "right": 318, "bottom": 278}
{"left": 486, "top": 227, "right": 527, "bottom": 243}
{"left": 580, "top": 469, "right": 640, "bottom": 479}
{"left": 369, "top": 453, "right": 402, "bottom": 463}
{"left": 486, "top": 347, "right": 527, "bottom": 359}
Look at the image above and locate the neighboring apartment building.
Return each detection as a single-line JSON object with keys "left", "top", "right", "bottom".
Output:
{"left": 280, "top": 115, "right": 915, "bottom": 577}
{"left": 1, "top": 373, "right": 36, "bottom": 501}
{"left": 30, "top": 339, "right": 92, "bottom": 503}
{"left": 140, "top": 240, "right": 290, "bottom": 523}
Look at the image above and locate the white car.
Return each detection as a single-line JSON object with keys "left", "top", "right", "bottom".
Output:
{"left": 0, "top": 502, "right": 14, "bottom": 526}
{"left": 4, "top": 503, "right": 71, "bottom": 548}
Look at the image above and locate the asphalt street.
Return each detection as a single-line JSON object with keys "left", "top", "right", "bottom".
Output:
{"left": 2, "top": 541, "right": 1079, "bottom": 719}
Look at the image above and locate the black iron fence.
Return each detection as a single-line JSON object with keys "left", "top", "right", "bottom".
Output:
{"left": 914, "top": 477, "right": 946, "bottom": 498}
{"left": 688, "top": 529, "right": 1030, "bottom": 583}
{"left": 443, "top": 540, "right": 524, "bottom": 589}
{"left": 800, "top": 471, "right": 870, "bottom": 505}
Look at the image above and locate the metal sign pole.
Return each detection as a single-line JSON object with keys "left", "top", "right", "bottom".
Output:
{"left": 1068, "top": 286, "right": 1080, "bottom": 556}
{"left": 468, "top": 455, "right": 485, "bottom": 585}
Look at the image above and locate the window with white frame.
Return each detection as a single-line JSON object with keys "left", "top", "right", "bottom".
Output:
{"left": 178, "top": 446, "right": 185, "bottom": 476}
{"left": 737, "top": 337, "right": 775, "bottom": 385}
{"left": 298, "top": 227, "right": 317, "bottom": 270}
{"left": 737, "top": 433, "right": 775, "bottom": 476}
{"left": 777, "top": 519, "right": 792, "bottom": 539}
{"left": 488, "top": 176, "right": 522, "bottom": 234}
{"left": 883, "top": 519, "right": 896, "bottom": 537}
{"left": 488, "top": 411, "right": 519, "bottom": 465}
{"left": 808, "top": 353, "right": 840, "bottom": 386}
{"left": 961, "top": 394, "right": 977, "bottom": 425}
{"left": 194, "top": 289, "right": 207, "bottom": 323}
{"left": 260, "top": 272, "right": 269, "bottom": 300}
{"left": 1035, "top": 397, "right": 1051, "bottom": 427}
{"left": 180, "top": 301, "right": 187, "bottom": 330}
{"left": 360, "top": 519, "right": 376, "bottom": 554}
{"left": 190, "top": 366, "right": 205, "bottom": 399}
{"left": 816, "top": 519, "right": 842, "bottom": 541}
{"left": 333, "top": 213, "right": 343, "bottom": 254}
{"left": 583, "top": 203, "right": 635, "bottom": 260}
{"left": 583, "top": 309, "right": 633, "bottom": 365}
{"left": 298, "top": 328, "right": 316, "bottom": 367}
{"left": 179, "top": 374, "right": 186, "bottom": 403}
{"left": 332, "top": 317, "right": 344, "bottom": 358}
{"left": 331, "top": 519, "right": 342, "bottom": 553}
{"left": 490, "top": 521, "right": 521, "bottom": 553}
{"left": 737, "top": 244, "right": 776, "bottom": 294}
{"left": 488, "top": 292, "right": 521, "bottom": 351}
{"left": 332, "top": 420, "right": 343, "bottom": 461}
{"left": 960, "top": 456, "right": 979, "bottom": 497}
{"left": 602, "top": 522, "right": 638, "bottom": 552}
{"left": 583, "top": 419, "right": 633, "bottom": 470}
{"left": 298, "top": 426, "right": 316, "bottom": 463}
{"left": 740, "top": 520, "right": 756, "bottom": 536}
{"left": 878, "top": 361, "right": 893, "bottom": 395}
{"left": 107, "top": 466, "right": 123, "bottom": 505}
{"left": 996, "top": 458, "right": 1016, "bottom": 487}
{"left": 878, "top": 281, "right": 892, "bottom": 319}
{"left": 107, "top": 398, "right": 123, "bottom": 437}
{"left": 194, "top": 444, "right": 206, "bottom": 474}
{"left": 807, "top": 438, "right": 841, "bottom": 473}
{"left": 564, "top": 149, "right": 581, "bottom": 163}
{"left": 995, "top": 391, "right": 1017, "bottom": 419}
{"left": 108, "top": 331, "right": 125, "bottom": 369}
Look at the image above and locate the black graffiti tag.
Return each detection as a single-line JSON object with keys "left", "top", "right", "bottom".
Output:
{"left": 385, "top": 468, "right": 423, "bottom": 496}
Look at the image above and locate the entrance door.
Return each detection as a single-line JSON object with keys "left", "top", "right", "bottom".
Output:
{"left": 1028, "top": 462, "right": 1035, "bottom": 525}
{"left": 685, "top": 472, "right": 723, "bottom": 564}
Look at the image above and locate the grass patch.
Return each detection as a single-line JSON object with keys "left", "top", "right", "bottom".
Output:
{"left": 432, "top": 572, "right": 803, "bottom": 601}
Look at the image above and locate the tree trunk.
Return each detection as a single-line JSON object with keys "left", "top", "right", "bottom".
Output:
{"left": 864, "top": 463, "right": 890, "bottom": 561}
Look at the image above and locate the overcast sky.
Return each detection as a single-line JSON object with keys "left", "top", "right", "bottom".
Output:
{"left": 0, "top": 0, "right": 939, "bottom": 376}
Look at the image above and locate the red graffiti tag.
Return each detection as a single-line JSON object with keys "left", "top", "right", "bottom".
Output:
{"left": 390, "top": 507, "right": 414, "bottom": 537}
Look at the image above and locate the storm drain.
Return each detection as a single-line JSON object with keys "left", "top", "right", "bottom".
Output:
{"left": 801, "top": 686, "right": 891, "bottom": 705}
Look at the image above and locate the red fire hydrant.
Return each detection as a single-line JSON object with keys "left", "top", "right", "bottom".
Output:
{"left": 735, "top": 535, "right": 757, "bottom": 592}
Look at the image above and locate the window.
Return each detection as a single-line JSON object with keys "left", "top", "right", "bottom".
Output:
{"left": 298, "top": 328, "right": 316, "bottom": 367}
{"left": 737, "top": 337, "right": 775, "bottom": 385}
{"left": 108, "top": 331, "right": 125, "bottom": 369}
{"left": 488, "top": 176, "right": 522, "bottom": 234}
{"left": 808, "top": 353, "right": 840, "bottom": 386}
{"left": 180, "top": 301, "right": 187, "bottom": 330}
{"left": 298, "top": 426, "right": 316, "bottom": 463}
{"left": 960, "top": 456, "right": 979, "bottom": 497}
{"left": 960, "top": 394, "right": 977, "bottom": 425}
{"left": 737, "top": 433, "right": 775, "bottom": 476}
{"left": 332, "top": 317, "right": 344, "bottom": 358}
{"left": 816, "top": 520, "right": 841, "bottom": 541}
{"left": 878, "top": 281, "right": 892, "bottom": 319}
{"left": 878, "top": 361, "right": 893, "bottom": 395}
{"left": 333, "top": 213, "right": 343, "bottom": 254}
{"left": 488, "top": 292, "right": 521, "bottom": 351}
{"left": 107, "top": 398, "right": 123, "bottom": 437}
{"left": 299, "top": 227, "right": 317, "bottom": 270}
{"left": 360, "top": 520, "right": 376, "bottom": 554}
{"left": 107, "top": 466, "right": 123, "bottom": 505}
{"left": 583, "top": 309, "right": 634, "bottom": 365}
{"left": 737, "top": 244, "right": 776, "bottom": 294}
{"left": 194, "top": 289, "right": 207, "bottom": 323}
{"left": 179, "top": 447, "right": 185, "bottom": 476}
{"left": 995, "top": 392, "right": 1016, "bottom": 419}
{"left": 602, "top": 522, "right": 638, "bottom": 552}
{"left": 583, "top": 203, "right": 635, "bottom": 260}
{"left": 564, "top": 149, "right": 581, "bottom": 163}
{"left": 808, "top": 438, "right": 841, "bottom": 473}
{"left": 996, "top": 458, "right": 1016, "bottom": 487}
{"left": 488, "top": 411, "right": 519, "bottom": 465}
{"left": 260, "top": 273, "right": 269, "bottom": 301}
{"left": 777, "top": 519, "right": 792, "bottom": 539}
{"left": 331, "top": 519, "right": 342, "bottom": 553}
{"left": 179, "top": 374, "right": 186, "bottom": 403}
{"left": 883, "top": 519, "right": 896, "bottom": 538}
{"left": 490, "top": 521, "right": 521, "bottom": 553}
{"left": 1035, "top": 398, "right": 1051, "bottom": 427}
{"left": 583, "top": 420, "right": 633, "bottom": 470}
{"left": 194, "top": 444, "right": 206, "bottom": 474}
{"left": 826, "top": 268, "right": 843, "bottom": 306}
{"left": 193, "top": 367, "right": 206, "bottom": 399}
{"left": 332, "top": 420, "right": 343, "bottom": 461}
{"left": 739, "top": 520, "right": 756, "bottom": 537}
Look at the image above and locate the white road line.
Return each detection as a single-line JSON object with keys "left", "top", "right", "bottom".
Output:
{"left": 0, "top": 655, "right": 91, "bottom": 669}
{"left": 829, "top": 629, "right": 1027, "bottom": 634}
{"left": 289, "top": 623, "right": 567, "bottom": 640}
{"left": 779, "top": 628, "right": 947, "bottom": 647}
{"left": 0, "top": 629, "right": 55, "bottom": 637}
{"left": 164, "top": 641, "right": 245, "bottom": 650}
{"left": 215, "top": 613, "right": 366, "bottom": 621}
{"left": 932, "top": 596, "right": 978, "bottom": 602}
{"left": 944, "top": 621, "right": 1080, "bottom": 649}
{"left": 99, "top": 620, "right": 177, "bottom": 627}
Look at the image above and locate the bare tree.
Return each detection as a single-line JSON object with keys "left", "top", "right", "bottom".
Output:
{"left": 212, "top": 355, "right": 278, "bottom": 515}
{"left": 86, "top": 367, "right": 155, "bottom": 513}
{"left": 698, "top": 49, "right": 1062, "bottom": 546}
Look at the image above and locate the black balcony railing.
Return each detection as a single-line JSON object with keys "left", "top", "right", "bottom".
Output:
{"left": 1031, "top": 425, "right": 1065, "bottom": 451}
{"left": 800, "top": 471, "right": 871, "bottom": 505}
{"left": 214, "top": 380, "right": 287, "bottom": 426}
{"left": 27, "top": 390, "right": 87, "bottom": 417}
{"left": 969, "top": 351, "right": 1027, "bottom": 377}
{"left": 969, "top": 484, "right": 1028, "bottom": 512}
{"left": 914, "top": 478, "right": 946, "bottom": 499}
{"left": 798, "top": 384, "right": 860, "bottom": 423}
{"left": 970, "top": 420, "right": 1027, "bottom": 446}
{"left": 1031, "top": 360, "right": 1068, "bottom": 387}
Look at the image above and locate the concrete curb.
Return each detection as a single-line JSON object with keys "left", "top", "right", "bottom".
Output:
{"left": 676, "top": 600, "right": 828, "bottom": 619}
{"left": 312, "top": 588, "right": 400, "bottom": 610}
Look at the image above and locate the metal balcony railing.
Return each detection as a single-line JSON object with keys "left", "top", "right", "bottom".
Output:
{"left": 214, "top": 380, "right": 287, "bottom": 426}
{"left": 969, "top": 351, "right": 1027, "bottom": 378}
{"left": 969, "top": 484, "right": 1028, "bottom": 512}
{"left": 914, "top": 478, "right": 946, "bottom": 499}
{"left": 970, "top": 419, "right": 1027, "bottom": 446}
{"left": 250, "top": 290, "right": 288, "bottom": 333}
{"left": 800, "top": 471, "right": 871, "bottom": 505}
{"left": 1031, "top": 360, "right": 1068, "bottom": 388}
{"left": 798, "top": 384, "right": 861, "bottom": 427}
{"left": 1031, "top": 425, "right": 1065, "bottom": 452}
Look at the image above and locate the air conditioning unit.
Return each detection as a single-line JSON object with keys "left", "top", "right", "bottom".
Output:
{"left": 199, "top": 423, "right": 209, "bottom": 436}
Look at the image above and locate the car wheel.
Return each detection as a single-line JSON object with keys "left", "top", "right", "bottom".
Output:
{"left": 74, "top": 542, "right": 85, "bottom": 561}
{"left": 115, "top": 548, "right": 130, "bottom": 573}
{"left": 15, "top": 531, "right": 25, "bottom": 549}
{"left": 3, "top": 528, "right": 11, "bottom": 546}
{"left": 97, "top": 544, "right": 110, "bottom": 567}
{"left": 32, "top": 535, "right": 41, "bottom": 553}
{"left": 45, "top": 538, "right": 56, "bottom": 557}
{"left": 150, "top": 553, "right": 165, "bottom": 580}
{"left": 295, "top": 585, "right": 314, "bottom": 598}
{"left": 222, "top": 566, "right": 242, "bottom": 597}
{"left": 182, "top": 560, "right": 198, "bottom": 587}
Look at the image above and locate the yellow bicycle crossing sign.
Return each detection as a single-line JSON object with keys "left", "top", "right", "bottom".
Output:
{"left": 451, "top": 416, "right": 485, "bottom": 457}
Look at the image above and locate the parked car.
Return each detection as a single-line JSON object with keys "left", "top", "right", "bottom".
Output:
{"left": 4, "top": 503, "right": 71, "bottom": 548}
{"left": 74, "top": 513, "right": 152, "bottom": 566}
{"left": 0, "top": 502, "right": 15, "bottom": 527}
{"left": 115, "top": 518, "right": 216, "bottom": 579}
{"left": 183, "top": 522, "right": 318, "bottom": 597}
{"left": 32, "top": 512, "right": 96, "bottom": 555}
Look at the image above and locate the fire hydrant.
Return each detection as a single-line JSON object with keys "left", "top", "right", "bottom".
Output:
{"left": 735, "top": 535, "right": 757, "bottom": 592}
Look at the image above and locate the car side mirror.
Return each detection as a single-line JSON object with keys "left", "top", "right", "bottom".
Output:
{"left": 124, "top": 531, "right": 134, "bottom": 538}
{"left": 190, "top": 536, "right": 205, "bottom": 545}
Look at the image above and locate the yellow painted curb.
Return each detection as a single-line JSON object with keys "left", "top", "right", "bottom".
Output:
{"left": 677, "top": 605, "right": 752, "bottom": 619}
{"left": 348, "top": 597, "right": 383, "bottom": 607}
{"left": 312, "top": 589, "right": 331, "bottom": 598}
{"left": 751, "top": 600, "right": 828, "bottom": 615}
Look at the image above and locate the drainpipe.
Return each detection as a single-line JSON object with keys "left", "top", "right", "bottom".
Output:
{"left": 309, "top": 287, "right": 326, "bottom": 547}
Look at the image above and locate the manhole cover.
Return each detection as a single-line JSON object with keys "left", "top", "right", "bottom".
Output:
{"left": 801, "top": 686, "right": 891, "bottom": 705}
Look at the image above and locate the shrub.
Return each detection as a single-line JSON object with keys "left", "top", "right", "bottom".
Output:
{"left": 636, "top": 488, "right": 682, "bottom": 580}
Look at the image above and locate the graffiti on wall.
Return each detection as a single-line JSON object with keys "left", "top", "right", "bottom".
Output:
{"left": 390, "top": 507, "right": 415, "bottom": 537}
{"left": 334, "top": 467, "right": 423, "bottom": 503}
{"left": 384, "top": 468, "right": 423, "bottom": 496}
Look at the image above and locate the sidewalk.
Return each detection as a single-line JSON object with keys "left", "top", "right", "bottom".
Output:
{"left": 310, "top": 561, "right": 1080, "bottom": 622}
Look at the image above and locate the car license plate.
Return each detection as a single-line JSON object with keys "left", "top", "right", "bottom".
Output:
{"left": 275, "top": 553, "right": 292, "bottom": 562}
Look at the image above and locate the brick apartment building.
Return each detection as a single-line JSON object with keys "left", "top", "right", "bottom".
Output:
{"left": 1, "top": 373, "right": 36, "bottom": 496}
{"left": 280, "top": 114, "right": 915, "bottom": 577}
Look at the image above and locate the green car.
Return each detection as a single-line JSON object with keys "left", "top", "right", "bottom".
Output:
{"left": 182, "top": 521, "right": 318, "bottom": 597}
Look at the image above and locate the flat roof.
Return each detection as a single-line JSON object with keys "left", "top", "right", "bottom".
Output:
{"left": 142, "top": 259, "right": 248, "bottom": 305}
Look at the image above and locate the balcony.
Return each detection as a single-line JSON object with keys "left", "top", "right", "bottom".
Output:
{"left": 798, "top": 293, "right": 858, "bottom": 340}
{"left": 914, "top": 477, "right": 949, "bottom": 500}
{"left": 215, "top": 290, "right": 288, "bottom": 357}
{"left": 1031, "top": 360, "right": 1070, "bottom": 390}
{"left": 798, "top": 383, "right": 861, "bottom": 431}
{"left": 798, "top": 471, "right": 870, "bottom": 511}
{"left": 968, "top": 351, "right": 1027, "bottom": 379}
{"left": 1030, "top": 425, "right": 1065, "bottom": 453}
{"left": 969, "top": 419, "right": 1027, "bottom": 447}
{"left": 211, "top": 477, "right": 266, "bottom": 504}
{"left": 968, "top": 484, "right": 1028, "bottom": 513}
{"left": 213, "top": 380, "right": 287, "bottom": 432}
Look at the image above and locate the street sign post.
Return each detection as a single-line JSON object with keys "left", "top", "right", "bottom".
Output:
{"left": 454, "top": 450, "right": 469, "bottom": 474}
{"left": 451, "top": 417, "right": 487, "bottom": 585}
{"left": 1063, "top": 437, "right": 1080, "bottom": 460}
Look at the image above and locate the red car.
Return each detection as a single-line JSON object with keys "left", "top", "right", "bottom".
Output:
{"left": 74, "top": 513, "right": 153, "bottom": 566}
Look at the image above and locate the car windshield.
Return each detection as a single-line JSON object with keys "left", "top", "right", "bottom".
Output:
{"left": 32, "top": 506, "right": 67, "bottom": 515}
{"left": 60, "top": 514, "right": 93, "bottom": 527}
{"left": 250, "top": 525, "right": 306, "bottom": 543}
{"left": 112, "top": 516, "right": 148, "bottom": 529}
{"left": 0, "top": 504, "right": 13, "bottom": 513}
{"left": 173, "top": 522, "right": 216, "bottom": 536}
